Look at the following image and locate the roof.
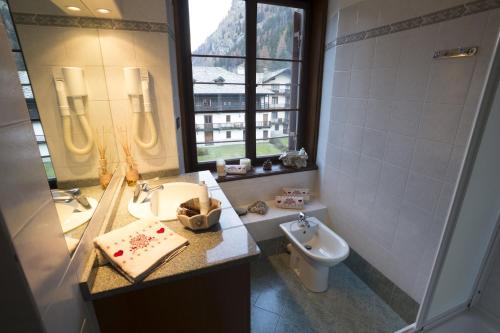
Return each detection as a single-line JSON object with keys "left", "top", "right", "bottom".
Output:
{"left": 193, "top": 66, "right": 244, "bottom": 84}
{"left": 192, "top": 66, "right": 274, "bottom": 95}
{"left": 261, "top": 68, "right": 290, "bottom": 83}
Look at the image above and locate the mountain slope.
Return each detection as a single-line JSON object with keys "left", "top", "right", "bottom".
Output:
{"left": 192, "top": 1, "right": 298, "bottom": 72}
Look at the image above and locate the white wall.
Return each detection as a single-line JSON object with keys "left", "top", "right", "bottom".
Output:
{"left": 0, "top": 18, "right": 92, "bottom": 332}
{"left": 318, "top": 0, "right": 500, "bottom": 301}
{"left": 220, "top": 170, "right": 318, "bottom": 207}
{"left": 478, "top": 234, "right": 500, "bottom": 321}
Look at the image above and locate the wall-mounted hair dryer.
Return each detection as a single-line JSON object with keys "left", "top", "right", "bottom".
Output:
{"left": 54, "top": 67, "right": 94, "bottom": 155}
{"left": 124, "top": 67, "right": 158, "bottom": 149}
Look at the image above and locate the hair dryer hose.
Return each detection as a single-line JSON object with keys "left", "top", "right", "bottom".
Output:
{"left": 62, "top": 115, "right": 94, "bottom": 155}
{"left": 132, "top": 112, "right": 158, "bottom": 149}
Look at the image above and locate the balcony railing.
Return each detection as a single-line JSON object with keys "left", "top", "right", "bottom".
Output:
{"left": 195, "top": 122, "right": 246, "bottom": 131}
{"left": 195, "top": 104, "right": 245, "bottom": 112}
{"left": 256, "top": 121, "right": 272, "bottom": 128}
{"left": 195, "top": 120, "right": 288, "bottom": 131}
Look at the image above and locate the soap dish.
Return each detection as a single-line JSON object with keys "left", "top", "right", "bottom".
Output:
{"left": 176, "top": 198, "right": 222, "bottom": 230}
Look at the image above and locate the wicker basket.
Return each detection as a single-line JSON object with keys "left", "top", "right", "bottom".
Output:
{"left": 176, "top": 198, "right": 222, "bottom": 230}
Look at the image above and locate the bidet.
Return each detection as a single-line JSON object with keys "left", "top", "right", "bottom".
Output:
{"left": 280, "top": 216, "right": 349, "bottom": 292}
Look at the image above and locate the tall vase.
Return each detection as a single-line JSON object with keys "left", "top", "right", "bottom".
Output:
{"left": 125, "top": 156, "right": 139, "bottom": 186}
{"left": 98, "top": 158, "right": 112, "bottom": 189}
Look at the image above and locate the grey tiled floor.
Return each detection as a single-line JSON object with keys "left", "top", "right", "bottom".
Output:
{"left": 251, "top": 253, "right": 407, "bottom": 333}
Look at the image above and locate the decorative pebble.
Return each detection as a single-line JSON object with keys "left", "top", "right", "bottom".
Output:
{"left": 234, "top": 207, "right": 248, "bottom": 216}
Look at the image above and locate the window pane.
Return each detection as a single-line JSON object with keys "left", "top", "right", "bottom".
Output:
{"left": 192, "top": 57, "right": 245, "bottom": 84}
{"left": 256, "top": 60, "right": 300, "bottom": 110}
{"left": 18, "top": 70, "right": 29, "bottom": 84}
{"left": 14, "top": 53, "right": 26, "bottom": 71}
{"left": 256, "top": 60, "right": 301, "bottom": 83}
{"left": 193, "top": 84, "right": 246, "bottom": 112}
{"left": 256, "top": 4, "right": 304, "bottom": 60}
{"left": 189, "top": 0, "right": 245, "bottom": 56}
{"left": 256, "top": 84, "right": 299, "bottom": 110}
{"left": 42, "top": 157, "right": 56, "bottom": 180}
{"left": 256, "top": 111, "right": 298, "bottom": 157}
{"left": 0, "top": 0, "right": 20, "bottom": 50}
{"left": 195, "top": 112, "right": 246, "bottom": 162}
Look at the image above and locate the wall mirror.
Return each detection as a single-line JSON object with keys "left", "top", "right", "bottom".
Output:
{"left": 0, "top": 0, "right": 122, "bottom": 256}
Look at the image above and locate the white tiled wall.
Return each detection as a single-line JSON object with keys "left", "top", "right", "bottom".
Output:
{"left": 0, "top": 19, "right": 90, "bottom": 331}
{"left": 220, "top": 170, "right": 318, "bottom": 207}
{"left": 318, "top": 0, "right": 500, "bottom": 301}
{"left": 15, "top": 6, "right": 179, "bottom": 181}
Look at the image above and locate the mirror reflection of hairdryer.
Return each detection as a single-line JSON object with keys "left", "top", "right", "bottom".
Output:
{"left": 124, "top": 67, "right": 158, "bottom": 149}
{"left": 54, "top": 67, "right": 94, "bottom": 155}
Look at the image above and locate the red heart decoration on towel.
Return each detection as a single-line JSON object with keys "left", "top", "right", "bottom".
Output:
{"left": 157, "top": 227, "right": 165, "bottom": 234}
{"left": 114, "top": 250, "right": 123, "bottom": 257}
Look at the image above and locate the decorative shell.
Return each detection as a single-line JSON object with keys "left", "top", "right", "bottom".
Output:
{"left": 177, "top": 198, "right": 222, "bottom": 230}
{"left": 279, "top": 148, "right": 308, "bottom": 169}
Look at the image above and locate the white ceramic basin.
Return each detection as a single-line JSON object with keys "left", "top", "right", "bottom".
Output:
{"left": 280, "top": 216, "right": 349, "bottom": 292}
{"left": 280, "top": 217, "right": 349, "bottom": 265}
{"left": 128, "top": 182, "right": 202, "bottom": 221}
{"left": 55, "top": 197, "right": 98, "bottom": 233}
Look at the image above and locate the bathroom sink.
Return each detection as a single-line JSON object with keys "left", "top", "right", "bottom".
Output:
{"left": 55, "top": 197, "right": 98, "bottom": 233}
{"left": 128, "top": 182, "right": 202, "bottom": 221}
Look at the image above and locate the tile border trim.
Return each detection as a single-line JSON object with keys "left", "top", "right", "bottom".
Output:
{"left": 258, "top": 237, "right": 419, "bottom": 324}
{"left": 11, "top": 12, "right": 174, "bottom": 37}
{"left": 325, "top": 0, "right": 500, "bottom": 50}
{"left": 344, "top": 249, "right": 420, "bottom": 324}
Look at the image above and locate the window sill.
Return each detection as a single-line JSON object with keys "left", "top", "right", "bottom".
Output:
{"left": 213, "top": 163, "right": 318, "bottom": 183}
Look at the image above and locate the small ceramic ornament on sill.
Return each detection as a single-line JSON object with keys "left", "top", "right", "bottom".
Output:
{"left": 96, "top": 128, "right": 112, "bottom": 189}
{"left": 118, "top": 128, "right": 139, "bottom": 186}
{"left": 263, "top": 159, "right": 272, "bottom": 171}
{"left": 225, "top": 164, "right": 247, "bottom": 175}
{"left": 240, "top": 158, "right": 251, "bottom": 172}
{"left": 216, "top": 159, "right": 226, "bottom": 177}
{"left": 279, "top": 148, "right": 308, "bottom": 169}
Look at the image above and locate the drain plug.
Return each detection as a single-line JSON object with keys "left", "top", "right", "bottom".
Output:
{"left": 305, "top": 245, "right": 312, "bottom": 250}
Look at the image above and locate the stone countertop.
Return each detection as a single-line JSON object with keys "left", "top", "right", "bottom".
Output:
{"left": 81, "top": 171, "right": 260, "bottom": 300}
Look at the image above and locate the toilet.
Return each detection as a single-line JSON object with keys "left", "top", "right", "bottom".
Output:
{"left": 280, "top": 216, "right": 349, "bottom": 292}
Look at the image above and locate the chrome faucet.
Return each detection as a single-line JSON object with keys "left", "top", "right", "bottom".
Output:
{"left": 298, "top": 212, "right": 310, "bottom": 228}
{"left": 133, "top": 182, "right": 164, "bottom": 203}
{"left": 51, "top": 188, "right": 91, "bottom": 209}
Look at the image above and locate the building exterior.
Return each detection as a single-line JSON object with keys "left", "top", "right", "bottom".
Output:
{"left": 193, "top": 66, "right": 295, "bottom": 148}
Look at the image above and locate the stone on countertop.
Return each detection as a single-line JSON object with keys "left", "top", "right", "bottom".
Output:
{"left": 235, "top": 207, "right": 248, "bottom": 216}
{"left": 248, "top": 200, "right": 268, "bottom": 215}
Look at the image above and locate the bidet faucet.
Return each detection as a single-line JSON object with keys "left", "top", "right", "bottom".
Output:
{"left": 298, "top": 212, "right": 310, "bottom": 228}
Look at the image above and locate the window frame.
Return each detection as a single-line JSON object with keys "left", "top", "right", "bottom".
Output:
{"left": 173, "top": 0, "right": 326, "bottom": 172}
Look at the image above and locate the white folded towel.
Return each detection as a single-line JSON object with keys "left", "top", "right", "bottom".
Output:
{"left": 94, "top": 219, "right": 188, "bottom": 283}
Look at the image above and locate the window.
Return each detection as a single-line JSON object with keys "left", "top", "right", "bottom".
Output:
{"left": 175, "top": 0, "right": 323, "bottom": 171}
{"left": 0, "top": 1, "right": 56, "bottom": 185}
{"left": 226, "top": 131, "right": 231, "bottom": 139}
